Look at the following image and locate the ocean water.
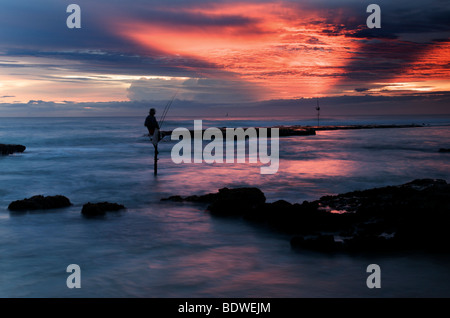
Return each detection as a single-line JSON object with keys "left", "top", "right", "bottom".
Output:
{"left": 1, "top": 115, "right": 450, "bottom": 297}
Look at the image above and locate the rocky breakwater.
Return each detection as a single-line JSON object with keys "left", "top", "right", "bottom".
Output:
{"left": 160, "top": 126, "right": 316, "bottom": 138}
{"left": 1, "top": 144, "right": 26, "bottom": 155}
{"left": 162, "top": 179, "right": 450, "bottom": 254}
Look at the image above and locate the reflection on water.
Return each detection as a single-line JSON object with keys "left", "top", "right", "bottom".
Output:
{"left": 283, "top": 158, "right": 357, "bottom": 177}
{"left": 1, "top": 117, "right": 450, "bottom": 297}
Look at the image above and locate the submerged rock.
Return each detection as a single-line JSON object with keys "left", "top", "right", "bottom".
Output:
{"left": 1, "top": 144, "right": 26, "bottom": 155}
{"left": 8, "top": 195, "right": 72, "bottom": 211}
{"left": 81, "top": 202, "right": 126, "bottom": 216}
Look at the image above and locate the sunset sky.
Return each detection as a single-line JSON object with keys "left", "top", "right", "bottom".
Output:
{"left": 0, "top": 0, "right": 449, "bottom": 116}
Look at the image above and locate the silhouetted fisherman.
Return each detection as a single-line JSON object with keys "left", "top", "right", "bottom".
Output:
{"left": 145, "top": 108, "right": 160, "bottom": 175}
{"left": 145, "top": 108, "right": 160, "bottom": 136}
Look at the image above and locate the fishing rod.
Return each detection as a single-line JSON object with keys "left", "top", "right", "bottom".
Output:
{"left": 159, "top": 92, "right": 177, "bottom": 130}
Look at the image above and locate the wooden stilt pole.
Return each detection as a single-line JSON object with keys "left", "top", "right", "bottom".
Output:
{"left": 154, "top": 144, "right": 158, "bottom": 176}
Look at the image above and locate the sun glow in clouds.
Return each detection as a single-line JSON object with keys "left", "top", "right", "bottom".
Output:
{"left": 116, "top": 2, "right": 362, "bottom": 100}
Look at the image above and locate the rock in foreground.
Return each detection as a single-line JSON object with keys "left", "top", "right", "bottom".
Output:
{"left": 81, "top": 202, "right": 126, "bottom": 216}
{"left": 1, "top": 144, "right": 26, "bottom": 155}
{"left": 8, "top": 195, "right": 72, "bottom": 211}
{"left": 162, "top": 179, "right": 450, "bottom": 254}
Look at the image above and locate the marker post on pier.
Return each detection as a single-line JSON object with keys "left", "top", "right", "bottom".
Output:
{"left": 315, "top": 98, "right": 321, "bottom": 128}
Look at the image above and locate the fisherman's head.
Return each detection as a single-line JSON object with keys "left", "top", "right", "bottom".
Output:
{"left": 149, "top": 108, "right": 156, "bottom": 115}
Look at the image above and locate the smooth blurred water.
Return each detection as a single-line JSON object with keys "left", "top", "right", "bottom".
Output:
{"left": 1, "top": 115, "right": 450, "bottom": 297}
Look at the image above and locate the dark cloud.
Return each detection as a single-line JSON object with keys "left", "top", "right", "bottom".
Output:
{"left": 1, "top": 49, "right": 221, "bottom": 78}
{"left": 0, "top": 0, "right": 267, "bottom": 51}
{"left": 322, "top": 0, "right": 450, "bottom": 88}
{"left": 127, "top": 77, "right": 267, "bottom": 103}
{"left": 125, "top": 7, "right": 259, "bottom": 28}
{"left": 301, "top": 0, "right": 450, "bottom": 40}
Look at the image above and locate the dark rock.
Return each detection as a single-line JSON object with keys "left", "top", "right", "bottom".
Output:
{"left": 317, "top": 178, "right": 449, "bottom": 218}
{"left": 206, "top": 187, "right": 266, "bottom": 216}
{"left": 439, "top": 148, "right": 450, "bottom": 153}
{"left": 244, "top": 199, "right": 293, "bottom": 222}
{"left": 1, "top": 144, "right": 26, "bottom": 155}
{"left": 8, "top": 195, "right": 72, "bottom": 211}
{"left": 161, "top": 187, "right": 266, "bottom": 216}
{"left": 81, "top": 202, "right": 126, "bottom": 216}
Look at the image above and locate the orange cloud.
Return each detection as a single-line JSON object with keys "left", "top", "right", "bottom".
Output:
{"left": 401, "top": 41, "right": 450, "bottom": 82}
{"left": 114, "top": 2, "right": 360, "bottom": 100}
